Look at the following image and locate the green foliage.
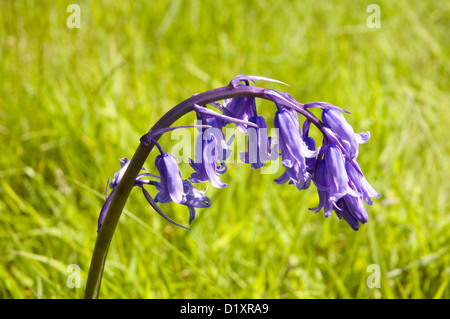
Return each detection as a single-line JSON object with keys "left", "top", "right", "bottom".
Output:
{"left": 0, "top": 0, "right": 448, "bottom": 298}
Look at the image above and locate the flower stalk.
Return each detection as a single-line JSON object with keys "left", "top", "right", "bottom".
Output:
{"left": 84, "top": 75, "right": 379, "bottom": 298}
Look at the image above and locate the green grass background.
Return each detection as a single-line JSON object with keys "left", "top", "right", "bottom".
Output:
{"left": 0, "top": 0, "right": 449, "bottom": 299}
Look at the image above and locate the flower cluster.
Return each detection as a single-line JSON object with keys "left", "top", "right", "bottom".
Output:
{"left": 98, "top": 75, "right": 379, "bottom": 231}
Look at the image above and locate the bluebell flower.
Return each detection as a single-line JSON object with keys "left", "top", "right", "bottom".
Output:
{"left": 324, "top": 144, "right": 361, "bottom": 202}
{"left": 189, "top": 114, "right": 232, "bottom": 188}
{"left": 150, "top": 179, "right": 211, "bottom": 226}
{"left": 154, "top": 153, "right": 184, "bottom": 204}
{"left": 345, "top": 160, "right": 379, "bottom": 205}
{"left": 320, "top": 106, "right": 379, "bottom": 202}
{"left": 189, "top": 105, "right": 257, "bottom": 188}
{"left": 98, "top": 157, "right": 189, "bottom": 231}
{"left": 310, "top": 158, "right": 333, "bottom": 218}
{"left": 151, "top": 146, "right": 212, "bottom": 226}
{"left": 321, "top": 108, "right": 370, "bottom": 160}
{"left": 222, "top": 89, "right": 257, "bottom": 133}
{"left": 180, "top": 180, "right": 211, "bottom": 225}
{"left": 216, "top": 87, "right": 279, "bottom": 169}
{"left": 310, "top": 142, "right": 379, "bottom": 230}
{"left": 304, "top": 103, "right": 380, "bottom": 230}
{"left": 98, "top": 134, "right": 213, "bottom": 231}
{"left": 273, "top": 102, "right": 319, "bottom": 190}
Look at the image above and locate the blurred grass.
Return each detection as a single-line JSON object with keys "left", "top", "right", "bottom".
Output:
{"left": 0, "top": 0, "right": 449, "bottom": 299}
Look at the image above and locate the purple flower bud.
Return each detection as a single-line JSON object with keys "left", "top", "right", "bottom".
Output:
{"left": 324, "top": 144, "right": 358, "bottom": 203}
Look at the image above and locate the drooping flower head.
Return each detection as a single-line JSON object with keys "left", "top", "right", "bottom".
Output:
{"left": 98, "top": 75, "right": 379, "bottom": 232}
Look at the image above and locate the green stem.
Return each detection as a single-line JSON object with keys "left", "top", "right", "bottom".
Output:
{"left": 84, "top": 143, "right": 151, "bottom": 298}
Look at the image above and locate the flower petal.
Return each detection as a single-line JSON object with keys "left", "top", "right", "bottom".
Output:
{"left": 355, "top": 131, "right": 370, "bottom": 144}
{"left": 322, "top": 109, "right": 360, "bottom": 159}
{"left": 325, "top": 144, "right": 350, "bottom": 202}
{"left": 188, "top": 206, "right": 196, "bottom": 225}
{"left": 275, "top": 106, "right": 318, "bottom": 161}
{"left": 156, "top": 153, "right": 184, "bottom": 204}
{"left": 343, "top": 195, "right": 369, "bottom": 224}
{"left": 274, "top": 171, "right": 290, "bottom": 184}
{"left": 345, "top": 160, "right": 380, "bottom": 205}
{"left": 334, "top": 198, "right": 361, "bottom": 231}
{"left": 181, "top": 180, "right": 211, "bottom": 209}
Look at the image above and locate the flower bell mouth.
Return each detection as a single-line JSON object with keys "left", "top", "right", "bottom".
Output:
{"left": 98, "top": 74, "right": 379, "bottom": 232}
